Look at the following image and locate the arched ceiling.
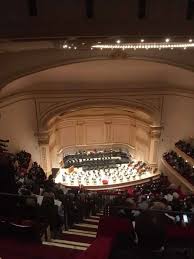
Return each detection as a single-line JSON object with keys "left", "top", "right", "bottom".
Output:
{"left": 48, "top": 106, "right": 153, "bottom": 130}
{"left": 2, "top": 58, "right": 194, "bottom": 98}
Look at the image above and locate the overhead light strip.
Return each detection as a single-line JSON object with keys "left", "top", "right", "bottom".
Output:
{"left": 91, "top": 42, "right": 194, "bottom": 50}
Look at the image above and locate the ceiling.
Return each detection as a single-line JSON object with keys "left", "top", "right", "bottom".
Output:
{"left": 2, "top": 58, "right": 194, "bottom": 97}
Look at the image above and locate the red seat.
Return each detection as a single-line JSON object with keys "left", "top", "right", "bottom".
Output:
{"left": 97, "top": 216, "right": 133, "bottom": 238}
{"left": 77, "top": 237, "right": 113, "bottom": 259}
{"left": 166, "top": 225, "right": 194, "bottom": 239}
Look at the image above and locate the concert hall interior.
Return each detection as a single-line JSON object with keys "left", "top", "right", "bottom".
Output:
{"left": 1, "top": 1, "right": 194, "bottom": 259}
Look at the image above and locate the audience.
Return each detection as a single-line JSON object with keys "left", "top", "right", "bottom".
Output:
{"left": 163, "top": 151, "right": 194, "bottom": 185}
{"left": 1, "top": 139, "right": 194, "bottom": 259}
{"left": 176, "top": 140, "right": 194, "bottom": 159}
{"left": 106, "top": 174, "right": 194, "bottom": 213}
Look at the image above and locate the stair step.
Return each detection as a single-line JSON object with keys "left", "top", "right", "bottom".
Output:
{"left": 62, "top": 231, "right": 96, "bottom": 238}
{"left": 51, "top": 239, "right": 90, "bottom": 247}
{"left": 96, "top": 213, "right": 103, "bottom": 216}
{"left": 84, "top": 219, "right": 99, "bottom": 223}
{"left": 43, "top": 241, "right": 87, "bottom": 251}
{"left": 90, "top": 215, "right": 100, "bottom": 219}
{"left": 74, "top": 223, "right": 98, "bottom": 229}
{"left": 69, "top": 228, "right": 97, "bottom": 235}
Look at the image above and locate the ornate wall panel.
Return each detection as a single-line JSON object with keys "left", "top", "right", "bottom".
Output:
{"left": 46, "top": 113, "right": 156, "bottom": 168}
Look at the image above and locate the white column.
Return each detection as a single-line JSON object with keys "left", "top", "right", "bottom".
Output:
{"left": 149, "top": 127, "right": 161, "bottom": 167}
{"left": 38, "top": 131, "right": 51, "bottom": 176}
{"left": 76, "top": 120, "right": 85, "bottom": 145}
{"left": 104, "top": 120, "right": 112, "bottom": 143}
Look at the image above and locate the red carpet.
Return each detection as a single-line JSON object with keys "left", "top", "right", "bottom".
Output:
{"left": 0, "top": 238, "right": 81, "bottom": 259}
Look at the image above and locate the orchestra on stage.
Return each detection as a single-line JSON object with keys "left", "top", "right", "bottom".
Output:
{"left": 55, "top": 148, "right": 153, "bottom": 188}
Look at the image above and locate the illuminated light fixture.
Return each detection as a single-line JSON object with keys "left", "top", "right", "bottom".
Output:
{"left": 165, "top": 38, "right": 170, "bottom": 42}
{"left": 82, "top": 42, "right": 85, "bottom": 45}
{"left": 189, "top": 39, "right": 193, "bottom": 42}
{"left": 68, "top": 46, "right": 71, "bottom": 49}
{"left": 141, "top": 39, "right": 144, "bottom": 42}
{"left": 74, "top": 46, "right": 77, "bottom": 49}
{"left": 63, "top": 44, "right": 68, "bottom": 48}
{"left": 116, "top": 40, "right": 121, "bottom": 44}
{"left": 98, "top": 41, "right": 101, "bottom": 44}
{"left": 91, "top": 47, "right": 93, "bottom": 50}
{"left": 92, "top": 42, "right": 194, "bottom": 50}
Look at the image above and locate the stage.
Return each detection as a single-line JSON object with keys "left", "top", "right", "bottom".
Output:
{"left": 54, "top": 162, "right": 159, "bottom": 190}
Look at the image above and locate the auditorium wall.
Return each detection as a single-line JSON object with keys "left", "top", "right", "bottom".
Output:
{"left": 0, "top": 99, "right": 40, "bottom": 163}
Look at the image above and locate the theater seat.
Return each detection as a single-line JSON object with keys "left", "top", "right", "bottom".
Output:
{"left": 97, "top": 216, "right": 133, "bottom": 238}
{"left": 77, "top": 237, "right": 113, "bottom": 259}
{"left": 166, "top": 225, "right": 194, "bottom": 250}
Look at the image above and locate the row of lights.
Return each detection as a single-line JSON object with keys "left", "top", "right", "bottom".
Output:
{"left": 92, "top": 38, "right": 194, "bottom": 50}
{"left": 63, "top": 38, "right": 194, "bottom": 50}
{"left": 92, "top": 43, "right": 194, "bottom": 50}
{"left": 115, "top": 38, "right": 193, "bottom": 44}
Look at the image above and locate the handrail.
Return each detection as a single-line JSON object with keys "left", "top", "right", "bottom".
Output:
{"left": 105, "top": 205, "right": 194, "bottom": 216}
{"left": 174, "top": 146, "right": 194, "bottom": 167}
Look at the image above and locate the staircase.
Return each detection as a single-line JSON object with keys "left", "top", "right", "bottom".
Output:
{"left": 42, "top": 212, "right": 103, "bottom": 256}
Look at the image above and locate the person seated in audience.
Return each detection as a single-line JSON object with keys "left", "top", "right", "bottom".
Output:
{"left": 0, "top": 155, "right": 17, "bottom": 193}
{"left": 135, "top": 210, "right": 168, "bottom": 253}
{"left": 39, "top": 194, "right": 61, "bottom": 238}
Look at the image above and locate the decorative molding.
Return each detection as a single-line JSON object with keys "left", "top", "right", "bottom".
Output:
{"left": 136, "top": 97, "right": 162, "bottom": 112}
{"left": 150, "top": 126, "right": 162, "bottom": 138}
{"left": 37, "top": 131, "right": 50, "bottom": 145}
{"left": 35, "top": 96, "right": 162, "bottom": 131}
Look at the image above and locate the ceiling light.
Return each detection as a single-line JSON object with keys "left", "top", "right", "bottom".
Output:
{"left": 74, "top": 46, "right": 77, "bottom": 49}
{"left": 98, "top": 41, "right": 101, "bottom": 44}
{"left": 116, "top": 40, "right": 121, "bottom": 44}
{"left": 82, "top": 42, "right": 85, "bottom": 45}
{"left": 189, "top": 39, "right": 193, "bottom": 42}
{"left": 141, "top": 39, "right": 144, "bottom": 42}
{"left": 92, "top": 42, "right": 194, "bottom": 50}
{"left": 165, "top": 38, "right": 170, "bottom": 43}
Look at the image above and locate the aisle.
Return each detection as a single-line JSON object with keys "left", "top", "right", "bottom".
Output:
{"left": 43, "top": 212, "right": 103, "bottom": 256}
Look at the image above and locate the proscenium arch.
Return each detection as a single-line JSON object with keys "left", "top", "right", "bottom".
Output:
{"left": 39, "top": 98, "right": 160, "bottom": 132}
